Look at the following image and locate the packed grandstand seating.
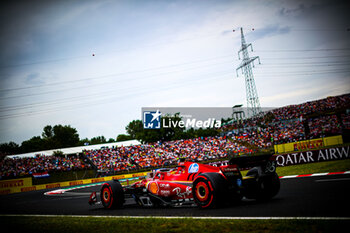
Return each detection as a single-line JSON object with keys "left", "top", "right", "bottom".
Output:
{"left": 1, "top": 93, "right": 349, "bottom": 179}
{"left": 0, "top": 154, "right": 91, "bottom": 179}
{"left": 83, "top": 136, "right": 254, "bottom": 174}
{"left": 308, "top": 115, "right": 342, "bottom": 139}
{"left": 222, "top": 93, "right": 350, "bottom": 146}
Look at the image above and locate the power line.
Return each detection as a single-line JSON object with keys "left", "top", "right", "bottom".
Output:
{"left": 0, "top": 69, "right": 235, "bottom": 112}
{"left": 260, "top": 55, "right": 350, "bottom": 60}
{"left": 255, "top": 70, "right": 350, "bottom": 77}
{"left": 1, "top": 25, "right": 348, "bottom": 69}
{"left": 0, "top": 31, "right": 222, "bottom": 70}
{"left": 255, "top": 48, "right": 350, "bottom": 52}
{"left": 288, "top": 28, "right": 350, "bottom": 32}
{"left": 260, "top": 62, "right": 350, "bottom": 67}
{"left": 1, "top": 63, "right": 349, "bottom": 105}
{"left": 0, "top": 55, "right": 90, "bottom": 69}
{"left": 0, "top": 61, "right": 347, "bottom": 101}
{"left": 0, "top": 55, "right": 233, "bottom": 92}
{"left": 3, "top": 53, "right": 348, "bottom": 94}
{"left": 0, "top": 72, "right": 234, "bottom": 119}
{"left": 1, "top": 68, "right": 349, "bottom": 119}
{"left": 247, "top": 55, "right": 350, "bottom": 61}
{"left": 0, "top": 59, "right": 233, "bottom": 101}
{"left": 3, "top": 52, "right": 350, "bottom": 92}
{"left": 242, "top": 27, "right": 349, "bottom": 32}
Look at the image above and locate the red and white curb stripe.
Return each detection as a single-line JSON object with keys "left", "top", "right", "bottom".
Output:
{"left": 279, "top": 171, "right": 350, "bottom": 179}
{"left": 44, "top": 183, "right": 103, "bottom": 196}
{"left": 44, "top": 177, "right": 144, "bottom": 196}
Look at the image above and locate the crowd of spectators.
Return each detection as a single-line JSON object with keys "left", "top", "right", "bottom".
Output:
{"left": 270, "top": 94, "right": 350, "bottom": 120}
{"left": 0, "top": 154, "right": 91, "bottom": 179}
{"left": 84, "top": 136, "right": 254, "bottom": 174}
{"left": 308, "top": 115, "right": 342, "bottom": 139}
{"left": 222, "top": 94, "right": 350, "bottom": 146}
{"left": 1, "top": 94, "right": 349, "bottom": 179}
{"left": 226, "top": 119, "right": 306, "bottom": 148}
{"left": 342, "top": 113, "right": 350, "bottom": 130}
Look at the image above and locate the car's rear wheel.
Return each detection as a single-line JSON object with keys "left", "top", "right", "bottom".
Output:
{"left": 100, "top": 180, "right": 124, "bottom": 209}
{"left": 258, "top": 173, "right": 280, "bottom": 200}
{"left": 244, "top": 167, "right": 280, "bottom": 201}
{"left": 192, "top": 173, "right": 227, "bottom": 208}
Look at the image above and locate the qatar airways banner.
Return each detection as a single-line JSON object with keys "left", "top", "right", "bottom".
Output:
{"left": 273, "top": 145, "right": 349, "bottom": 167}
{"left": 209, "top": 145, "right": 349, "bottom": 168}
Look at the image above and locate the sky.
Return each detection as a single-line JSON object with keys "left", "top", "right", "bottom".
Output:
{"left": 0, "top": 0, "right": 349, "bottom": 144}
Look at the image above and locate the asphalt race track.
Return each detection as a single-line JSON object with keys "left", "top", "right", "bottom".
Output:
{"left": 1, "top": 174, "right": 350, "bottom": 217}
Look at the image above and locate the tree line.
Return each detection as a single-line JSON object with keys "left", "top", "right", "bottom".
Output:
{"left": 1, "top": 114, "right": 219, "bottom": 155}
{"left": 0, "top": 124, "right": 132, "bottom": 155}
{"left": 125, "top": 114, "right": 219, "bottom": 143}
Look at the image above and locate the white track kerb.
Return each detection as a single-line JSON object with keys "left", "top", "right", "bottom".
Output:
{"left": 279, "top": 171, "right": 350, "bottom": 179}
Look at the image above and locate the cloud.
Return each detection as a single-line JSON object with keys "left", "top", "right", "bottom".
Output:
{"left": 261, "top": 87, "right": 321, "bottom": 105}
{"left": 278, "top": 4, "right": 306, "bottom": 17}
{"left": 277, "top": 0, "right": 346, "bottom": 18}
{"left": 25, "top": 72, "right": 44, "bottom": 85}
{"left": 1, "top": 0, "right": 349, "bottom": 144}
{"left": 248, "top": 25, "right": 291, "bottom": 41}
{"left": 221, "top": 29, "right": 234, "bottom": 36}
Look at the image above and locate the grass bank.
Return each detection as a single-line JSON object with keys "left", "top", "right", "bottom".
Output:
{"left": 0, "top": 216, "right": 348, "bottom": 233}
{"left": 240, "top": 159, "right": 350, "bottom": 177}
{"left": 275, "top": 159, "right": 350, "bottom": 176}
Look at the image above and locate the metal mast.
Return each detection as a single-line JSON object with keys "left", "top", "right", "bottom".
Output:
{"left": 236, "top": 27, "right": 261, "bottom": 117}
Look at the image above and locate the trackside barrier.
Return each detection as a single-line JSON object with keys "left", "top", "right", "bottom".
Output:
{"left": 0, "top": 172, "right": 148, "bottom": 195}
{"left": 0, "top": 177, "right": 32, "bottom": 195}
{"left": 209, "top": 145, "right": 350, "bottom": 168}
{"left": 273, "top": 145, "right": 349, "bottom": 167}
{"left": 274, "top": 135, "right": 343, "bottom": 154}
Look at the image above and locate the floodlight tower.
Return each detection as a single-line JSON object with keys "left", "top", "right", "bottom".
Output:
{"left": 236, "top": 27, "right": 261, "bottom": 117}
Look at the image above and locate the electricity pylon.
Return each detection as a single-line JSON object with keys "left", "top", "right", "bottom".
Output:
{"left": 236, "top": 27, "right": 261, "bottom": 117}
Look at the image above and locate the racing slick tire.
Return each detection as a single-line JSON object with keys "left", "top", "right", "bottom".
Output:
{"left": 244, "top": 167, "right": 280, "bottom": 201}
{"left": 192, "top": 173, "right": 227, "bottom": 208}
{"left": 100, "top": 180, "right": 125, "bottom": 209}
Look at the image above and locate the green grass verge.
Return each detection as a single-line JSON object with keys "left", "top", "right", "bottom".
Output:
{"left": 0, "top": 216, "right": 348, "bottom": 233}
{"left": 241, "top": 159, "right": 350, "bottom": 177}
{"left": 275, "top": 159, "right": 350, "bottom": 177}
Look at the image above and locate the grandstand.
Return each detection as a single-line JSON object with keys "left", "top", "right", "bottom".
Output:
{"left": 1, "top": 93, "right": 349, "bottom": 180}
{"left": 83, "top": 136, "right": 254, "bottom": 176}
{"left": 221, "top": 93, "right": 350, "bottom": 147}
{"left": 5, "top": 140, "right": 140, "bottom": 158}
{"left": 0, "top": 140, "right": 140, "bottom": 179}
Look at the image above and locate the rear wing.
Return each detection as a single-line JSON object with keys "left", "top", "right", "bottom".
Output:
{"left": 228, "top": 153, "right": 276, "bottom": 173}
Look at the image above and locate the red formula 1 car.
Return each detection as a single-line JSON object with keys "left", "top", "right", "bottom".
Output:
{"left": 89, "top": 153, "right": 280, "bottom": 209}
